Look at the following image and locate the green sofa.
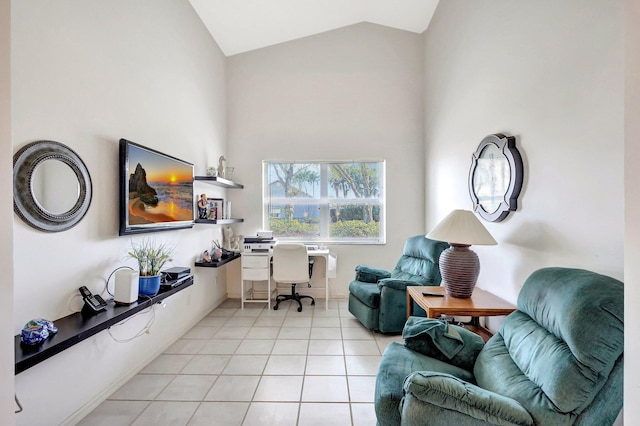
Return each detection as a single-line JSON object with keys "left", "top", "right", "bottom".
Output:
{"left": 348, "top": 235, "right": 449, "bottom": 333}
{"left": 375, "top": 267, "right": 624, "bottom": 425}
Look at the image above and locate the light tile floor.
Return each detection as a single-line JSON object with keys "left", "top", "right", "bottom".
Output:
{"left": 77, "top": 299, "right": 403, "bottom": 425}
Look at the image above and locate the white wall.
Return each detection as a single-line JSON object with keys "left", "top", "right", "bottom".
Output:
{"left": 7, "top": 1, "right": 632, "bottom": 423}
{"left": 226, "top": 23, "right": 426, "bottom": 298}
{"left": 625, "top": 0, "right": 640, "bottom": 421}
{"left": 423, "top": 0, "right": 623, "bottom": 304}
{"left": 1, "top": 0, "right": 14, "bottom": 421}
{"left": 11, "top": 1, "right": 229, "bottom": 424}
{"left": 423, "top": 0, "right": 625, "bottom": 421}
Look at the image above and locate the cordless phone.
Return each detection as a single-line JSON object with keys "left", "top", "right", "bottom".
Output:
{"left": 79, "top": 286, "right": 108, "bottom": 313}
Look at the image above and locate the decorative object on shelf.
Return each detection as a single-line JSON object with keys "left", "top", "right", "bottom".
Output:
{"left": 223, "top": 226, "right": 233, "bottom": 250}
{"left": 469, "top": 133, "right": 523, "bottom": 222}
{"left": 197, "top": 194, "right": 208, "bottom": 219}
{"left": 225, "top": 166, "right": 235, "bottom": 180}
{"left": 230, "top": 235, "right": 243, "bottom": 252}
{"left": 192, "top": 175, "right": 243, "bottom": 225}
{"left": 211, "top": 240, "right": 223, "bottom": 260}
{"left": 202, "top": 250, "right": 212, "bottom": 262}
{"left": 225, "top": 200, "right": 232, "bottom": 219}
{"left": 127, "top": 239, "right": 174, "bottom": 296}
{"left": 217, "top": 155, "right": 226, "bottom": 178}
{"left": 427, "top": 209, "right": 497, "bottom": 298}
{"left": 207, "top": 197, "right": 223, "bottom": 220}
{"left": 206, "top": 166, "right": 217, "bottom": 177}
{"left": 21, "top": 318, "right": 58, "bottom": 345}
{"left": 13, "top": 140, "right": 93, "bottom": 232}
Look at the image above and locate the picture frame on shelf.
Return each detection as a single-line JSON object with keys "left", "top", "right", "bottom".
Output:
{"left": 207, "top": 198, "right": 224, "bottom": 220}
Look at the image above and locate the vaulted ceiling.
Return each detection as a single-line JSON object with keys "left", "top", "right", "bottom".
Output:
{"left": 189, "top": 0, "right": 440, "bottom": 56}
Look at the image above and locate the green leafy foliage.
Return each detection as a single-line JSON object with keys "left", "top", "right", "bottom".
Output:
{"left": 331, "top": 205, "right": 380, "bottom": 222}
{"left": 269, "top": 219, "right": 319, "bottom": 237}
{"left": 128, "top": 239, "right": 174, "bottom": 276}
{"left": 270, "top": 218, "right": 379, "bottom": 239}
{"left": 330, "top": 220, "right": 380, "bottom": 238}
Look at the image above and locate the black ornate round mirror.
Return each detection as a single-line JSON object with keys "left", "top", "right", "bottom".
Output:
{"left": 13, "top": 140, "right": 92, "bottom": 232}
{"left": 469, "top": 134, "right": 523, "bottom": 222}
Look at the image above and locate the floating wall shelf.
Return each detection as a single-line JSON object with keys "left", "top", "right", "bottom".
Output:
{"left": 194, "top": 218, "right": 244, "bottom": 225}
{"left": 194, "top": 176, "right": 244, "bottom": 189}
{"left": 15, "top": 275, "right": 193, "bottom": 374}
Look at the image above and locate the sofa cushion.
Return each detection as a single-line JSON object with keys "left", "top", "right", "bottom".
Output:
{"left": 516, "top": 267, "right": 624, "bottom": 376}
{"left": 390, "top": 236, "right": 448, "bottom": 284}
{"left": 348, "top": 280, "right": 380, "bottom": 308}
{"left": 403, "top": 235, "right": 449, "bottom": 264}
{"left": 375, "top": 342, "right": 475, "bottom": 426}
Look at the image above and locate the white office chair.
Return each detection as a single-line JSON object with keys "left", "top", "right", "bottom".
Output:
{"left": 272, "top": 243, "right": 315, "bottom": 312}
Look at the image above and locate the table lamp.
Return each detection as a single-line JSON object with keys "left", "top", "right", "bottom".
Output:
{"left": 427, "top": 209, "right": 497, "bottom": 298}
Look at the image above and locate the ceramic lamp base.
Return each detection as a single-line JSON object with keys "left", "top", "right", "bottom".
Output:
{"left": 439, "top": 244, "right": 480, "bottom": 298}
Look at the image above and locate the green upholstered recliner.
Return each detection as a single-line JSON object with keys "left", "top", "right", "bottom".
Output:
{"left": 348, "top": 235, "right": 449, "bottom": 333}
{"left": 375, "top": 267, "right": 624, "bottom": 426}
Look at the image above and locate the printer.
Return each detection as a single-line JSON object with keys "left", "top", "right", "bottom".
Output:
{"left": 243, "top": 236, "right": 277, "bottom": 253}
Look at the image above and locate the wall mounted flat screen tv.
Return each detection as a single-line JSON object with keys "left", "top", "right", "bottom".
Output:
{"left": 119, "top": 138, "right": 194, "bottom": 235}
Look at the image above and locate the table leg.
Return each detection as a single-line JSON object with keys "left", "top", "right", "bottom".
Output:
{"left": 325, "top": 272, "right": 329, "bottom": 311}
{"left": 267, "top": 276, "right": 271, "bottom": 310}
{"left": 241, "top": 278, "right": 245, "bottom": 310}
{"left": 458, "top": 317, "right": 493, "bottom": 342}
{"left": 406, "top": 291, "right": 414, "bottom": 319}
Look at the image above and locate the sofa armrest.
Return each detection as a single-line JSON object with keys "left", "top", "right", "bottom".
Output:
{"left": 355, "top": 265, "right": 391, "bottom": 283}
{"left": 377, "top": 278, "right": 421, "bottom": 291}
{"left": 402, "top": 317, "right": 484, "bottom": 371}
{"left": 376, "top": 279, "right": 424, "bottom": 333}
{"left": 401, "top": 372, "right": 533, "bottom": 426}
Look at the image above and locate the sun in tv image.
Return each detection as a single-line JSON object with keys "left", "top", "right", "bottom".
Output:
{"left": 127, "top": 144, "right": 193, "bottom": 225}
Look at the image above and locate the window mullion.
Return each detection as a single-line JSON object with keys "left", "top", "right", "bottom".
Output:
{"left": 319, "top": 164, "right": 329, "bottom": 240}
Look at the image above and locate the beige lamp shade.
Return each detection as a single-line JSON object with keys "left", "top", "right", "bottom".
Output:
{"left": 427, "top": 209, "right": 497, "bottom": 246}
{"left": 427, "top": 209, "right": 497, "bottom": 298}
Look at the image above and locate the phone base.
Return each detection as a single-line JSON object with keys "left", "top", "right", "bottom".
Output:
{"left": 81, "top": 303, "right": 106, "bottom": 317}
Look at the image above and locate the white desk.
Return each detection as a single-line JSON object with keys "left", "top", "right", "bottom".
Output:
{"left": 240, "top": 249, "right": 337, "bottom": 310}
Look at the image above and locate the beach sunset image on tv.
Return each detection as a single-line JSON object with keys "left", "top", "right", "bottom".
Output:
{"left": 127, "top": 143, "right": 193, "bottom": 226}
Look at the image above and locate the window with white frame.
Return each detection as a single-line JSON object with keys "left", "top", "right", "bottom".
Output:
{"left": 263, "top": 161, "right": 385, "bottom": 244}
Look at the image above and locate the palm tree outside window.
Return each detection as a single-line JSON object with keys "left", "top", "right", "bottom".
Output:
{"left": 263, "top": 161, "right": 385, "bottom": 244}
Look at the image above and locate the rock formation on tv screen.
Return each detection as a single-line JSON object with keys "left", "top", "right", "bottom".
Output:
{"left": 129, "top": 163, "right": 159, "bottom": 205}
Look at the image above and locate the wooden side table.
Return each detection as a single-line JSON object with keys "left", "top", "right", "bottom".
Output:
{"left": 406, "top": 286, "right": 516, "bottom": 341}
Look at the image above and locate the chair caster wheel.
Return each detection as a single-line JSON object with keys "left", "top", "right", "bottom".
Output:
{"left": 273, "top": 305, "right": 278, "bottom": 310}
{"left": 297, "top": 306, "right": 302, "bottom": 312}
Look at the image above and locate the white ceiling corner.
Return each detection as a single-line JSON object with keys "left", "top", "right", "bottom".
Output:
{"left": 189, "top": 0, "right": 439, "bottom": 56}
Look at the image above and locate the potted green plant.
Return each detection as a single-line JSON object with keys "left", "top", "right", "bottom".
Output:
{"left": 127, "top": 239, "right": 174, "bottom": 296}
